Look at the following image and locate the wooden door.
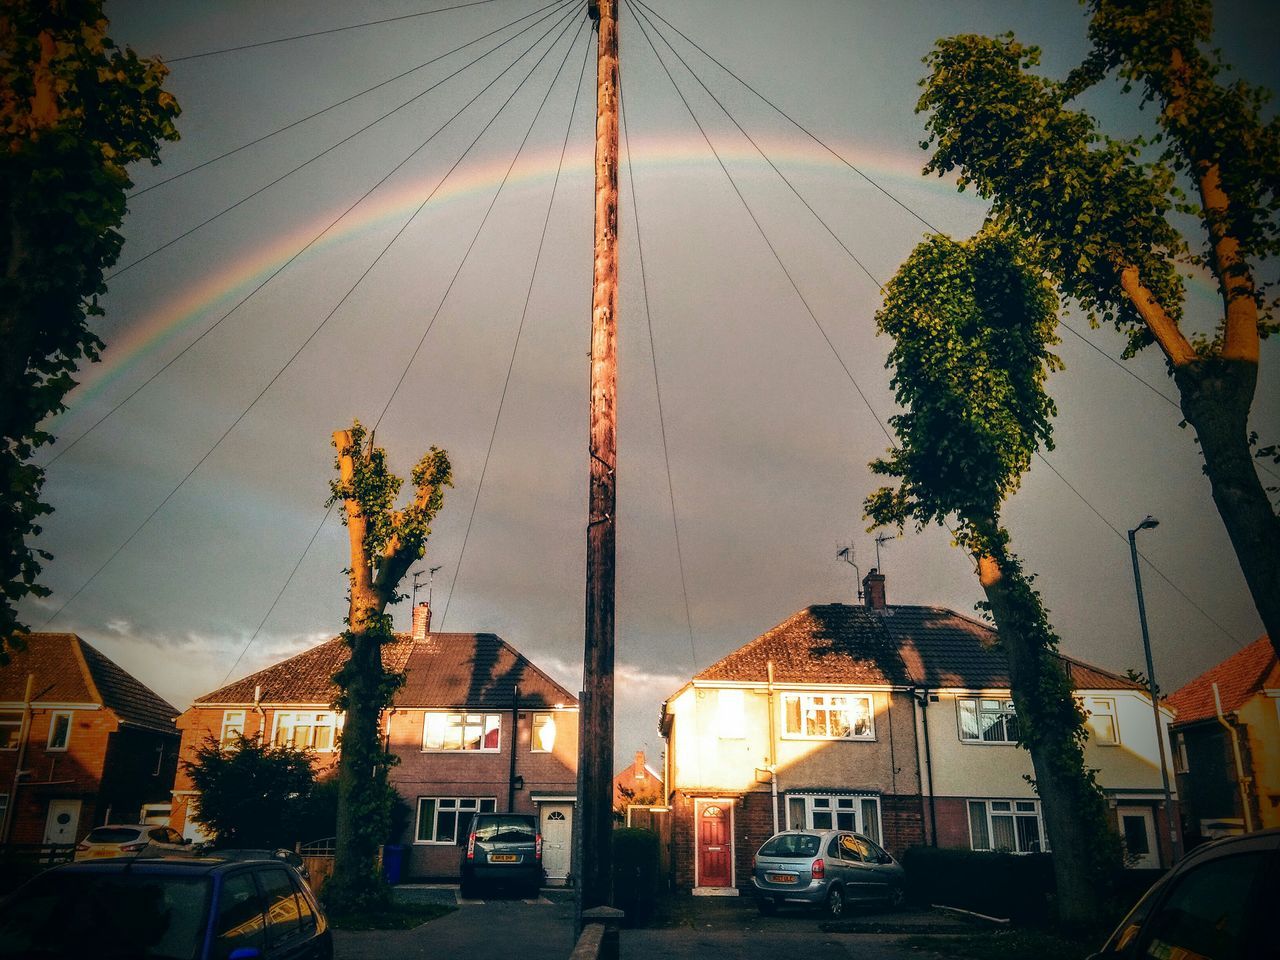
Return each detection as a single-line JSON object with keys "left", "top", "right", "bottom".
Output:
{"left": 696, "top": 801, "right": 732, "bottom": 888}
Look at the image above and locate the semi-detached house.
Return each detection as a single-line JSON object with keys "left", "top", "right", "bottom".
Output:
{"left": 172, "top": 603, "right": 579, "bottom": 881}
{"left": 659, "top": 571, "right": 1178, "bottom": 894}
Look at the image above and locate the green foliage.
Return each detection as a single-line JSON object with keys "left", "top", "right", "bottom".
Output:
{"left": 183, "top": 735, "right": 315, "bottom": 849}
{"left": 0, "top": 1, "right": 180, "bottom": 655}
{"left": 866, "top": 223, "right": 1061, "bottom": 541}
{"left": 611, "top": 828, "right": 662, "bottom": 925}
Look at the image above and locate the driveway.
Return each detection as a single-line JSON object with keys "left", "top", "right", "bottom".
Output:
{"left": 335, "top": 887, "right": 974, "bottom": 960}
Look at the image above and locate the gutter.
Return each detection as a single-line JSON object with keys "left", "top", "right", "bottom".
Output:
{"left": 1214, "top": 682, "right": 1254, "bottom": 832}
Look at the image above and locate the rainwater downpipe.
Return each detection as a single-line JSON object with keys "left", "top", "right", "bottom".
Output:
{"left": 1214, "top": 682, "right": 1255, "bottom": 832}
{"left": 767, "top": 661, "right": 779, "bottom": 835}
{"left": 508, "top": 685, "right": 520, "bottom": 812}
{"left": 914, "top": 687, "right": 937, "bottom": 846}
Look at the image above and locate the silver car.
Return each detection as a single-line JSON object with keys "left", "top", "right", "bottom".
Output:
{"left": 751, "top": 829, "right": 906, "bottom": 917}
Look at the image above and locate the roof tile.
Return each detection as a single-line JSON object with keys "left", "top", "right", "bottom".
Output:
{"left": 1166, "top": 635, "right": 1277, "bottom": 725}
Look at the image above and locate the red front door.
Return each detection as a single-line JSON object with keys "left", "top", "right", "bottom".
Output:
{"left": 696, "top": 801, "right": 732, "bottom": 888}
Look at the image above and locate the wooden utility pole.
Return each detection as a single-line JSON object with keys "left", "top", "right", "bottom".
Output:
{"left": 578, "top": 0, "right": 620, "bottom": 920}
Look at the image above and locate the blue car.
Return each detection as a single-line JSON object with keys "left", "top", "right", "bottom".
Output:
{"left": 0, "top": 854, "right": 331, "bottom": 960}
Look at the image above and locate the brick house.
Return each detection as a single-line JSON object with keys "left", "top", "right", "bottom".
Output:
{"left": 1166, "top": 636, "right": 1279, "bottom": 842}
{"left": 172, "top": 603, "right": 579, "bottom": 881}
{"left": 613, "top": 750, "right": 663, "bottom": 820}
{"left": 659, "top": 570, "right": 1178, "bottom": 894}
{"left": 0, "top": 633, "right": 179, "bottom": 848}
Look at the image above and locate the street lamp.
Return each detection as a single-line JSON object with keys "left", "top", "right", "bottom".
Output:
{"left": 1128, "top": 515, "right": 1180, "bottom": 862}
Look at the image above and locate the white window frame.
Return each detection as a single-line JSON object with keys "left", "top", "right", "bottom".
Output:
{"left": 780, "top": 693, "right": 875, "bottom": 741}
{"left": 0, "top": 712, "right": 21, "bottom": 751}
{"left": 1173, "top": 731, "right": 1190, "bottom": 774}
{"left": 957, "top": 698, "right": 1019, "bottom": 744}
{"left": 784, "top": 793, "right": 882, "bottom": 844}
{"left": 422, "top": 712, "right": 501, "bottom": 752}
{"left": 219, "top": 710, "right": 246, "bottom": 747}
{"left": 1085, "top": 697, "right": 1120, "bottom": 745}
{"left": 271, "top": 710, "right": 341, "bottom": 752}
{"left": 530, "top": 712, "right": 555, "bottom": 753}
{"left": 967, "top": 798, "right": 1048, "bottom": 853}
{"left": 47, "top": 711, "right": 73, "bottom": 751}
{"left": 413, "top": 796, "right": 496, "bottom": 844}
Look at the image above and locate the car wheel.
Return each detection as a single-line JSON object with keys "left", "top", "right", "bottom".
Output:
{"left": 887, "top": 884, "right": 906, "bottom": 910}
{"left": 825, "top": 886, "right": 844, "bottom": 919}
{"left": 757, "top": 896, "right": 777, "bottom": 916}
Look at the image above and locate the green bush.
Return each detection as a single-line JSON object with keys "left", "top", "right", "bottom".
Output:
{"left": 612, "top": 828, "right": 661, "bottom": 926}
{"left": 901, "top": 846, "right": 1056, "bottom": 923}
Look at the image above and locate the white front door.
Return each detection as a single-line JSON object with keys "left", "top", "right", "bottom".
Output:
{"left": 539, "top": 802, "right": 573, "bottom": 882}
{"left": 44, "top": 800, "right": 82, "bottom": 845}
{"left": 1118, "top": 807, "right": 1159, "bottom": 869}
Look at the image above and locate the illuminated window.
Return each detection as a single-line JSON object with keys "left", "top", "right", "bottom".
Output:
{"left": 1086, "top": 698, "right": 1120, "bottom": 745}
{"left": 957, "top": 698, "right": 1019, "bottom": 744}
{"left": 531, "top": 712, "right": 556, "bottom": 753}
{"left": 717, "top": 689, "right": 745, "bottom": 739}
{"left": 423, "top": 713, "right": 501, "bottom": 752}
{"left": 219, "top": 710, "right": 246, "bottom": 747}
{"left": 272, "top": 711, "right": 340, "bottom": 751}
{"left": 781, "top": 694, "right": 873, "bottom": 740}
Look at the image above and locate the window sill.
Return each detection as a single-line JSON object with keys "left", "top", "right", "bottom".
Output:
{"left": 779, "top": 735, "right": 875, "bottom": 743}
{"left": 420, "top": 748, "right": 501, "bottom": 754}
{"left": 958, "top": 739, "right": 1018, "bottom": 746}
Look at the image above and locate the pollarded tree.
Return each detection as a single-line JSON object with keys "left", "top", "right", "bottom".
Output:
{"left": 918, "top": 0, "right": 1280, "bottom": 654}
{"left": 0, "top": 1, "right": 180, "bottom": 656}
{"left": 325, "top": 422, "right": 451, "bottom": 910}
{"left": 865, "top": 225, "right": 1122, "bottom": 928}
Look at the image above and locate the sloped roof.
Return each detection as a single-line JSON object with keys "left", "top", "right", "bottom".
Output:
{"left": 196, "top": 635, "right": 415, "bottom": 705}
{"left": 1166, "top": 636, "right": 1278, "bottom": 726}
{"left": 1, "top": 633, "right": 178, "bottom": 735}
{"left": 396, "top": 633, "right": 577, "bottom": 710}
{"left": 195, "top": 633, "right": 577, "bottom": 711}
{"left": 693, "top": 603, "right": 1144, "bottom": 692}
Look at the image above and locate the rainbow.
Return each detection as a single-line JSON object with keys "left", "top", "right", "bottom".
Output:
{"left": 59, "top": 132, "right": 1218, "bottom": 424}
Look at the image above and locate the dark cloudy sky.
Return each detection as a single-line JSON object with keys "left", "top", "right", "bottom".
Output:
{"left": 25, "top": 0, "right": 1280, "bottom": 765}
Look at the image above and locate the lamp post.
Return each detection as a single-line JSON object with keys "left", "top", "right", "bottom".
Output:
{"left": 1128, "top": 516, "right": 1180, "bottom": 863}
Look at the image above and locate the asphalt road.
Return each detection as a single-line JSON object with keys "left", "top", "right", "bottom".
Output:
{"left": 333, "top": 888, "right": 968, "bottom": 960}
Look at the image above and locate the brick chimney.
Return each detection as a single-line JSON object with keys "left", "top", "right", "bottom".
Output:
{"left": 862, "top": 568, "right": 886, "bottom": 610}
{"left": 412, "top": 601, "right": 432, "bottom": 640}
{"left": 634, "top": 750, "right": 647, "bottom": 780}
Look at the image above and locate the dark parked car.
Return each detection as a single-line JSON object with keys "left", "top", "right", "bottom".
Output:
{"left": 460, "top": 813, "right": 542, "bottom": 898}
{"left": 1090, "top": 828, "right": 1278, "bottom": 960}
{"left": 752, "top": 829, "right": 906, "bottom": 917}
{"left": 0, "top": 854, "right": 331, "bottom": 960}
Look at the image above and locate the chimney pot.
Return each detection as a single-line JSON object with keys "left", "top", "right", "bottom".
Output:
{"left": 862, "top": 568, "right": 886, "bottom": 610}
{"left": 412, "top": 602, "right": 432, "bottom": 640}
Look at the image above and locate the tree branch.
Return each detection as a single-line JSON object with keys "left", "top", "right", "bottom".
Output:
{"left": 1116, "top": 262, "right": 1199, "bottom": 367}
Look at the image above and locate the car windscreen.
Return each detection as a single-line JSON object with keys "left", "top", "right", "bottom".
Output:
{"left": 758, "top": 834, "right": 821, "bottom": 858}
{"left": 0, "top": 871, "right": 212, "bottom": 960}
{"left": 85, "top": 827, "right": 145, "bottom": 844}
{"left": 474, "top": 816, "right": 536, "bottom": 842}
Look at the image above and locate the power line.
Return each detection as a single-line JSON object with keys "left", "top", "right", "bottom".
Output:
{"left": 619, "top": 74, "right": 699, "bottom": 671}
{"left": 629, "top": 3, "right": 894, "bottom": 447}
{"left": 166, "top": 0, "right": 508, "bottom": 63}
{"left": 40, "top": 3, "right": 583, "bottom": 627}
{"left": 107, "top": 0, "right": 578, "bottom": 280}
{"left": 43, "top": 1, "right": 577, "bottom": 471}
{"left": 438, "top": 17, "right": 593, "bottom": 630}
{"left": 131, "top": 0, "right": 568, "bottom": 199}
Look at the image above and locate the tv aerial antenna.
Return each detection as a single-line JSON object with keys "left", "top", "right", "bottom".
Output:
{"left": 874, "top": 533, "right": 894, "bottom": 570}
{"left": 836, "top": 543, "right": 862, "bottom": 603}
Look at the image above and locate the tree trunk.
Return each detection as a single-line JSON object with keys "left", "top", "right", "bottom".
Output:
{"left": 333, "top": 617, "right": 387, "bottom": 890}
{"left": 976, "top": 533, "right": 1118, "bottom": 928}
{"left": 1173, "top": 358, "right": 1280, "bottom": 653}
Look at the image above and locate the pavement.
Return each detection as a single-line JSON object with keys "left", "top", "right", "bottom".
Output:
{"left": 333, "top": 886, "right": 981, "bottom": 960}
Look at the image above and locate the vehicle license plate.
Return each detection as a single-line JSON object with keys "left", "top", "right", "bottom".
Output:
{"left": 765, "top": 872, "right": 797, "bottom": 884}
{"left": 489, "top": 854, "right": 518, "bottom": 863}
{"left": 92, "top": 850, "right": 117, "bottom": 858}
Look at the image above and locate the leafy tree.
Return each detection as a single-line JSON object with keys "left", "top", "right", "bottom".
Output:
{"left": 325, "top": 421, "right": 451, "bottom": 910}
{"left": 183, "top": 734, "right": 316, "bottom": 849}
{"left": 0, "top": 1, "right": 180, "bottom": 656}
{"left": 917, "top": 0, "right": 1280, "bottom": 656}
{"left": 865, "top": 225, "right": 1122, "bottom": 927}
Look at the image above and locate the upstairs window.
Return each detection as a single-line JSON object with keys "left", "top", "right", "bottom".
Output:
{"left": 423, "top": 713, "right": 500, "bottom": 752}
{"left": 0, "top": 712, "right": 21, "bottom": 750}
{"left": 272, "top": 711, "right": 340, "bottom": 752}
{"left": 716, "top": 689, "right": 745, "bottom": 739}
{"left": 531, "top": 712, "right": 556, "bottom": 753}
{"left": 1085, "top": 697, "right": 1120, "bottom": 745}
{"left": 957, "top": 698, "right": 1019, "bottom": 744}
{"left": 782, "top": 693, "right": 873, "bottom": 740}
{"left": 47, "top": 711, "right": 72, "bottom": 751}
{"left": 219, "top": 710, "right": 246, "bottom": 747}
